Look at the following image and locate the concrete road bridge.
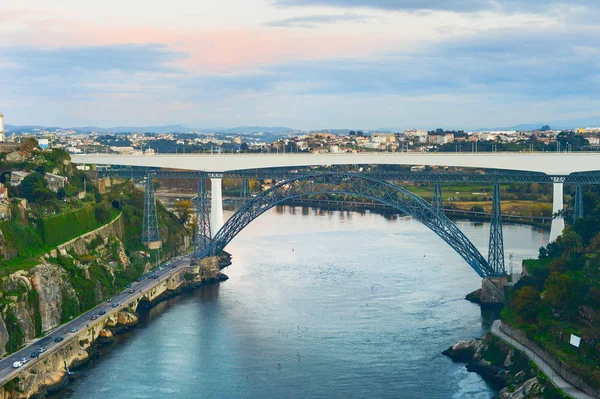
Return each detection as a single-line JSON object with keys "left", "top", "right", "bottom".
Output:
{"left": 73, "top": 152, "right": 600, "bottom": 280}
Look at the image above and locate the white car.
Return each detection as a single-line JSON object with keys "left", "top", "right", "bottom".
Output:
{"left": 12, "top": 361, "right": 22, "bottom": 368}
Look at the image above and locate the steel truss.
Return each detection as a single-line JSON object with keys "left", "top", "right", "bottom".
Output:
{"left": 142, "top": 175, "right": 161, "bottom": 243}
{"left": 200, "top": 173, "right": 498, "bottom": 277}
{"left": 432, "top": 182, "right": 443, "bottom": 214}
{"left": 240, "top": 179, "right": 250, "bottom": 201}
{"left": 194, "top": 177, "right": 212, "bottom": 254}
{"left": 574, "top": 184, "right": 584, "bottom": 222}
{"left": 97, "top": 168, "right": 600, "bottom": 185}
{"left": 488, "top": 183, "right": 505, "bottom": 275}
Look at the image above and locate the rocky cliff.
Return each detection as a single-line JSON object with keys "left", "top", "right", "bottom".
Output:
{"left": 444, "top": 333, "right": 568, "bottom": 398}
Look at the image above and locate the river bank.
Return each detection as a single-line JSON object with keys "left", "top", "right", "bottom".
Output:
{"left": 0, "top": 254, "right": 231, "bottom": 399}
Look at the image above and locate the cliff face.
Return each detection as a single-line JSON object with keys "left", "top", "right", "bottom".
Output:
{"left": 29, "top": 263, "right": 79, "bottom": 332}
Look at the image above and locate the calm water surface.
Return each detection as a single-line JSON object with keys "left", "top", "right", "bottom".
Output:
{"left": 55, "top": 207, "right": 548, "bottom": 399}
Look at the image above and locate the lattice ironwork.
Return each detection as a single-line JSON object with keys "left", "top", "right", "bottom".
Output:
{"left": 574, "top": 184, "right": 584, "bottom": 222}
{"left": 488, "top": 183, "right": 505, "bottom": 275}
{"left": 432, "top": 182, "right": 443, "bottom": 214}
{"left": 200, "top": 173, "right": 499, "bottom": 277}
{"left": 194, "top": 177, "right": 212, "bottom": 255}
{"left": 98, "top": 167, "right": 600, "bottom": 185}
{"left": 142, "top": 175, "right": 161, "bottom": 243}
{"left": 240, "top": 179, "right": 250, "bottom": 201}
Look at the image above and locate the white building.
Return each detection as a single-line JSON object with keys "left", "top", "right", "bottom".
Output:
{"left": 0, "top": 113, "right": 5, "bottom": 142}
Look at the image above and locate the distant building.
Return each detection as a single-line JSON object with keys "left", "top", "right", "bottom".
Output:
{"left": 10, "top": 171, "right": 31, "bottom": 186}
{"left": 404, "top": 129, "right": 428, "bottom": 143}
{"left": 0, "top": 187, "right": 8, "bottom": 201}
{"left": 38, "top": 139, "right": 49, "bottom": 149}
{"left": 0, "top": 113, "right": 5, "bottom": 142}
{"left": 371, "top": 133, "right": 396, "bottom": 144}
{"left": 45, "top": 172, "right": 66, "bottom": 192}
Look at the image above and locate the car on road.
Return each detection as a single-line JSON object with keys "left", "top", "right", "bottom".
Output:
{"left": 89, "top": 315, "right": 98, "bottom": 320}
{"left": 31, "top": 351, "right": 39, "bottom": 358}
{"left": 112, "top": 303, "right": 119, "bottom": 308}
{"left": 128, "top": 288, "right": 134, "bottom": 293}
{"left": 70, "top": 327, "right": 78, "bottom": 333}
{"left": 99, "top": 310, "right": 106, "bottom": 315}
{"left": 38, "top": 347, "right": 46, "bottom": 353}
{"left": 126, "top": 283, "right": 132, "bottom": 288}
{"left": 54, "top": 336, "right": 64, "bottom": 343}
{"left": 21, "top": 357, "right": 30, "bottom": 364}
{"left": 152, "top": 274, "right": 159, "bottom": 279}
{"left": 12, "top": 361, "right": 22, "bottom": 369}
{"left": 170, "top": 264, "right": 177, "bottom": 268}
{"left": 107, "top": 298, "right": 112, "bottom": 303}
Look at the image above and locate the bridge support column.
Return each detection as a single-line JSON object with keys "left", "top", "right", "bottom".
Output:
{"left": 549, "top": 179, "right": 565, "bottom": 243}
{"left": 488, "top": 183, "right": 505, "bottom": 275}
{"left": 142, "top": 174, "right": 162, "bottom": 249}
{"left": 241, "top": 179, "right": 250, "bottom": 201}
{"left": 194, "top": 176, "right": 212, "bottom": 255}
{"left": 432, "top": 182, "right": 443, "bottom": 213}
{"left": 210, "top": 176, "right": 225, "bottom": 237}
{"left": 573, "top": 184, "right": 583, "bottom": 222}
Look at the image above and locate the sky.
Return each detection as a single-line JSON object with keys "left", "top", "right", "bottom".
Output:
{"left": 1, "top": 0, "right": 600, "bottom": 130}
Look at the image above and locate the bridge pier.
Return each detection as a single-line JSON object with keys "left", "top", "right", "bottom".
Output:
{"left": 194, "top": 177, "right": 212, "bottom": 254}
{"left": 549, "top": 179, "right": 565, "bottom": 243}
{"left": 432, "top": 182, "right": 443, "bottom": 213}
{"left": 142, "top": 175, "right": 162, "bottom": 249}
{"left": 210, "top": 176, "right": 225, "bottom": 237}
{"left": 573, "top": 184, "right": 583, "bottom": 222}
{"left": 488, "top": 183, "right": 505, "bottom": 275}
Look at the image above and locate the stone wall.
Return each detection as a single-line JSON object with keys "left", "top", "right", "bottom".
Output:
{"left": 499, "top": 321, "right": 600, "bottom": 398}
{"left": 55, "top": 213, "right": 123, "bottom": 257}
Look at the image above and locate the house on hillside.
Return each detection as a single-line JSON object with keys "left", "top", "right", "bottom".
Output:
{"left": 0, "top": 187, "right": 8, "bottom": 202}
{"left": 44, "top": 172, "right": 66, "bottom": 192}
{"left": 10, "top": 170, "right": 31, "bottom": 186}
{"left": 6, "top": 151, "right": 30, "bottom": 162}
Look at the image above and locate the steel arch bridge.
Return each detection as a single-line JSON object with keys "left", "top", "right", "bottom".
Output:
{"left": 199, "top": 173, "right": 497, "bottom": 278}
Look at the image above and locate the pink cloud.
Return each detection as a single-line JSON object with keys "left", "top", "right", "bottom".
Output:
{"left": 1, "top": 8, "right": 398, "bottom": 73}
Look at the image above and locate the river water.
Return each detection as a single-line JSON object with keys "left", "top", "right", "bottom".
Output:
{"left": 54, "top": 207, "right": 548, "bottom": 399}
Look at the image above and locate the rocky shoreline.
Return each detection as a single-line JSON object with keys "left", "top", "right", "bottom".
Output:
{"left": 443, "top": 332, "right": 567, "bottom": 398}
{"left": 1, "top": 253, "right": 231, "bottom": 399}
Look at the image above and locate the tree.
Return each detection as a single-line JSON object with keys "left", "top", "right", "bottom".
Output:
{"left": 511, "top": 286, "right": 541, "bottom": 321}
{"left": 174, "top": 200, "right": 193, "bottom": 225}
{"left": 544, "top": 272, "right": 574, "bottom": 314}
{"left": 240, "top": 142, "right": 249, "bottom": 152}
{"left": 560, "top": 230, "right": 584, "bottom": 255}
{"left": 349, "top": 131, "right": 356, "bottom": 136}
{"left": 540, "top": 125, "right": 551, "bottom": 131}
{"left": 19, "top": 172, "right": 53, "bottom": 203}
{"left": 20, "top": 138, "right": 39, "bottom": 153}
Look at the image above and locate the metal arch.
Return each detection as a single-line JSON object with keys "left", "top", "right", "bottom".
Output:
{"left": 200, "top": 173, "right": 497, "bottom": 278}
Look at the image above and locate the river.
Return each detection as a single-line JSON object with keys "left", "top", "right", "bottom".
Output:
{"left": 53, "top": 206, "right": 548, "bottom": 399}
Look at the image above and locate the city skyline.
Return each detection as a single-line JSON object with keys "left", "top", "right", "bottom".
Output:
{"left": 2, "top": 0, "right": 600, "bottom": 129}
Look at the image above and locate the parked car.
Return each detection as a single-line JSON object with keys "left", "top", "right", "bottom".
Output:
{"left": 12, "top": 361, "right": 22, "bottom": 369}
{"left": 128, "top": 288, "right": 134, "bottom": 293}
{"left": 70, "top": 327, "right": 78, "bottom": 333}
{"left": 89, "top": 315, "right": 98, "bottom": 320}
{"left": 21, "top": 357, "right": 30, "bottom": 364}
{"left": 99, "top": 310, "right": 106, "bottom": 315}
{"left": 54, "top": 336, "right": 64, "bottom": 343}
{"left": 107, "top": 298, "right": 112, "bottom": 303}
{"left": 30, "top": 351, "right": 39, "bottom": 358}
{"left": 38, "top": 347, "right": 46, "bottom": 353}
{"left": 112, "top": 303, "right": 119, "bottom": 308}
{"left": 126, "top": 284, "right": 132, "bottom": 288}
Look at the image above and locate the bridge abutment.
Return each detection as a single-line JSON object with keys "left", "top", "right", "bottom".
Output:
{"left": 549, "top": 181, "right": 565, "bottom": 243}
{"left": 210, "top": 176, "right": 225, "bottom": 236}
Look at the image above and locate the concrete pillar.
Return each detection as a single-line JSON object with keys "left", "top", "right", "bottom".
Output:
{"left": 549, "top": 181, "right": 565, "bottom": 243}
{"left": 210, "top": 177, "right": 224, "bottom": 237}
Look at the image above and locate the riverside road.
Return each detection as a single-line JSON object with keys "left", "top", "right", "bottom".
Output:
{"left": 0, "top": 255, "right": 192, "bottom": 386}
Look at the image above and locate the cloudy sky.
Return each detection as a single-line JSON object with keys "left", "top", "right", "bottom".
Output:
{"left": 1, "top": 0, "right": 599, "bottom": 130}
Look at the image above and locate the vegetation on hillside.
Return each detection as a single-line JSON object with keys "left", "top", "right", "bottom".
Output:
{"left": 503, "top": 188, "right": 600, "bottom": 389}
